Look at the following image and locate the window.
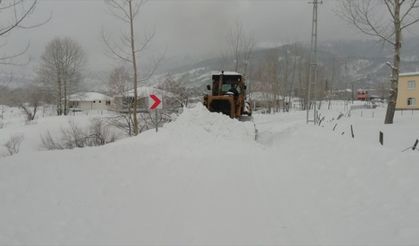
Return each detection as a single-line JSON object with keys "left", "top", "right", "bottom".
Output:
{"left": 69, "top": 101, "right": 79, "bottom": 108}
{"left": 106, "top": 100, "right": 111, "bottom": 106}
{"left": 220, "top": 83, "right": 241, "bottom": 94}
{"left": 93, "top": 101, "right": 96, "bottom": 103}
{"left": 408, "top": 80, "right": 416, "bottom": 90}
{"left": 99, "top": 100, "right": 102, "bottom": 103}
{"left": 407, "top": 97, "right": 416, "bottom": 106}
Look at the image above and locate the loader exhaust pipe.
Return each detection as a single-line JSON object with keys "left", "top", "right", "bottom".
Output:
{"left": 218, "top": 70, "right": 224, "bottom": 95}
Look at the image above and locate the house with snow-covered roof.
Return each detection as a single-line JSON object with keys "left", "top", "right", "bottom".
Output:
{"left": 68, "top": 92, "right": 112, "bottom": 112}
{"left": 396, "top": 72, "right": 419, "bottom": 110}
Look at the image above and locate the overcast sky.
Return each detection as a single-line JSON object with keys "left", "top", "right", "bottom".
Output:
{"left": 4, "top": 0, "right": 369, "bottom": 74}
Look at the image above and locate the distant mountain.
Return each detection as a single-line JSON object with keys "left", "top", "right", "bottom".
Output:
{"left": 142, "top": 37, "right": 419, "bottom": 93}
{"left": 4, "top": 37, "right": 419, "bottom": 95}
{"left": 0, "top": 72, "right": 33, "bottom": 89}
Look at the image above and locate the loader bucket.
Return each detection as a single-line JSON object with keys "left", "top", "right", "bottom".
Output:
{"left": 209, "top": 98, "right": 233, "bottom": 117}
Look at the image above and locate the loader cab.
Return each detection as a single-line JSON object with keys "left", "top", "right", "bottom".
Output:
{"left": 210, "top": 72, "right": 245, "bottom": 96}
{"left": 204, "top": 71, "right": 251, "bottom": 118}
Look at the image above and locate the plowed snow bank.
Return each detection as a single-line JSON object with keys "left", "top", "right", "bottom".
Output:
{"left": 147, "top": 103, "right": 256, "bottom": 143}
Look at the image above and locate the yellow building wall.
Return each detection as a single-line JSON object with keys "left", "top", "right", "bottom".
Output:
{"left": 396, "top": 75, "right": 419, "bottom": 109}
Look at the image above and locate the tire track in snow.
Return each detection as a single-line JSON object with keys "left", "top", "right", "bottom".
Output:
{"left": 255, "top": 119, "right": 304, "bottom": 147}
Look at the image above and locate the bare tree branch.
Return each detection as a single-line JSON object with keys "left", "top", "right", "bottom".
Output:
{"left": 225, "top": 21, "right": 255, "bottom": 76}
{"left": 0, "top": 0, "right": 50, "bottom": 65}
{"left": 104, "top": 0, "right": 156, "bottom": 136}
{"left": 0, "top": 43, "right": 30, "bottom": 65}
{"left": 102, "top": 29, "right": 133, "bottom": 63}
{"left": 0, "top": 0, "right": 38, "bottom": 36}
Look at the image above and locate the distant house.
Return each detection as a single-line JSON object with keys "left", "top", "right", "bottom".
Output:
{"left": 396, "top": 72, "right": 419, "bottom": 110}
{"left": 68, "top": 92, "right": 112, "bottom": 111}
{"left": 112, "top": 86, "right": 175, "bottom": 112}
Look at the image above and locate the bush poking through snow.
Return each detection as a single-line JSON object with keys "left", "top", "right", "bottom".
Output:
{"left": 88, "top": 119, "right": 118, "bottom": 146}
{"left": 108, "top": 112, "right": 173, "bottom": 136}
{"left": 3, "top": 134, "right": 24, "bottom": 156}
{"left": 41, "top": 119, "right": 117, "bottom": 150}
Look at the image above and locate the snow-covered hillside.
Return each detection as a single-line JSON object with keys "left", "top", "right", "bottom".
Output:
{"left": 0, "top": 102, "right": 418, "bottom": 245}
{"left": 139, "top": 38, "right": 419, "bottom": 91}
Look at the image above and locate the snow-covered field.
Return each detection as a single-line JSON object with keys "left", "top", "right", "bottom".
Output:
{"left": 0, "top": 102, "right": 418, "bottom": 245}
{"left": 0, "top": 108, "right": 123, "bottom": 156}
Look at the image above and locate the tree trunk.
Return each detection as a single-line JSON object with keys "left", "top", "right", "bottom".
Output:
{"left": 385, "top": 0, "right": 401, "bottom": 124}
{"left": 57, "top": 76, "right": 62, "bottom": 116}
{"left": 129, "top": 0, "right": 139, "bottom": 135}
{"left": 64, "top": 79, "right": 68, "bottom": 116}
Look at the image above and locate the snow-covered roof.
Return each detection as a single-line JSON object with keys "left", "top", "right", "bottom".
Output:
{"left": 125, "top": 86, "right": 175, "bottom": 98}
{"left": 211, "top": 71, "right": 241, "bottom": 76}
{"left": 68, "top": 92, "right": 111, "bottom": 102}
{"left": 249, "top": 92, "right": 284, "bottom": 101}
{"left": 399, "top": 72, "right": 419, "bottom": 77}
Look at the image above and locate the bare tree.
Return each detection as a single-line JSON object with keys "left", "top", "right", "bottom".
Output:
{"left": 158, "top": 74, "right": 192, "bottom": 109}
{"left": 11, "top": 85, "right": 45, "bottom": 121}
{"left": 226, "top": 21, "right": 255, "bottom": 76}
{"left": 103, "top": 0, "right": 154, "bottom": 136}
{"left": 251, "top": 50, "right": 282, "bottom": 113}
{"left": 340, "top": 0, "right": 419, "bottom": 124}
{"left": 266, "top": 51, "right": 283, "bottom": 113}
{"left": 286, "top": 43, "right": 302, "bottom": 111}
{"left": 108, "top": 65, "right": 131, "bottom": 98}
{"left": 37, "top": 37, "right": 86, "bottom": 116}
{"left": 295, "top": 47, "right": 310, "bottom": 110}
{"left": 106, "top": 65, "right": 135, "bottom": 136}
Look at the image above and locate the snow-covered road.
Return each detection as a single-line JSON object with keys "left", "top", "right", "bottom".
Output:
{"left": 1, "top": 104, "right": 419, "bottom": 245}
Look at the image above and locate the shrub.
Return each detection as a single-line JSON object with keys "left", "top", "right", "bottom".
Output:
{"left": 3, "top": 135, "right": 24, "bottom": 156}
{"left": 41, "top": 119, "right": 117, "bottom": 150}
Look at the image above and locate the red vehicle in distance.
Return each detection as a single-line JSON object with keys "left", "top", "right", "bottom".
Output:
{"left": 356, "top": 89, "right": 369, "bottom": 101}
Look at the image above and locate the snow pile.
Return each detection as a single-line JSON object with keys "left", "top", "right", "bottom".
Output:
{"left": 0, "top": 105, "right": 56, "bottom": 129}
{"left": 163, "top": 103, "right": 255, "bottom": 142}
{"left": 0, "top": 105, "right": 25, "bottom": 128}
{"left": 0, "top": 102, "right": 419, "bottom": 245}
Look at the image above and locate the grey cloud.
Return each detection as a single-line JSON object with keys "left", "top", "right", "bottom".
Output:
{"left": 4, "top": 0, "right": 376, "bottom": 73}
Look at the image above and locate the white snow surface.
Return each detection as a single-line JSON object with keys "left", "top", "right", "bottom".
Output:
{"left": 0, "top": 110, "right": 122, "bottom": 156}
{"left": 211, "top": 71, "right": 241, "bottom": 76}
{"left": 1, "top": 102, "right": 419, "bottom": 245}
{"left": 399, "top": 71, "right": 419, "bottom": 77}
{"left": 68, "top": 92, "right": 111, "bottom": 102}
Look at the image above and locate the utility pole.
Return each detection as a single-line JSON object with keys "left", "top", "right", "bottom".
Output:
{"left": 306, "top": 0, "right": 322, "bottom": 124}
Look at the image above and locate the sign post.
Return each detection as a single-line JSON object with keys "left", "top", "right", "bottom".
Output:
{"left": 379, "top": 131, "right": 384, "bottom": 146}
{"left": 149, "top": 94, "right": 162, "bottom": 132}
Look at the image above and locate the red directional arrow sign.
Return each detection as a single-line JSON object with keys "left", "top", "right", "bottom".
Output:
{"left": 149, "top": 94, "right": 162, "bottom": 110}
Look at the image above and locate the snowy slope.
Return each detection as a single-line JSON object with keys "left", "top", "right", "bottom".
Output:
{"left": 0, "top": 103, "right": 419, "bottom": 245}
